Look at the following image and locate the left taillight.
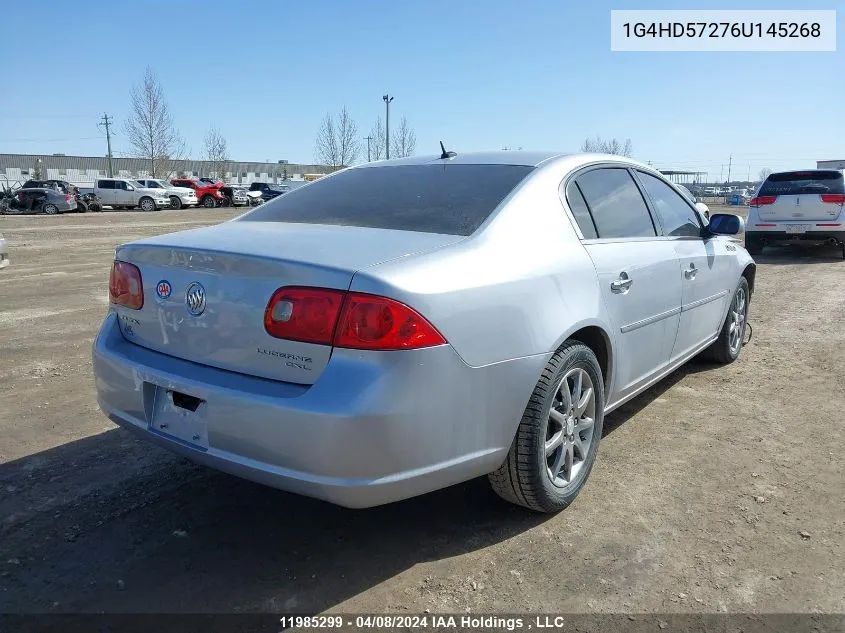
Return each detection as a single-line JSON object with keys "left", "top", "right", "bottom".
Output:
{"left": 109, "top": 260, "right": 144, "bottom": 310}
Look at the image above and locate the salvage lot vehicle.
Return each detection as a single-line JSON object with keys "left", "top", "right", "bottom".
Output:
{"left": 94, "top": 178, "right": 171, "bottom": 211}
{"left": 135, "top": 178, "right": 198, "bottom": 210}
{"left": 12, "top": 186, "right": 78, "bottom": 214}
{"left": 0, "top": 232, "right": 8, "bottom": 269}
{"left": 745, "top": 170, "right": 845, "bottom": 258}
{"left": 219, "top": 184, "right": 249, "bottom": 207}
{"left": 93, "top": 151, "right": 754, "bottom": 513}
{"left": 170, "top": 178, "right": 226, "bottom": 208}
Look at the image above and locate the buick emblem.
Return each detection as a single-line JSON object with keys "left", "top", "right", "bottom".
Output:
{"left": 185, "top": 282, "right": 207, "bottom": 316}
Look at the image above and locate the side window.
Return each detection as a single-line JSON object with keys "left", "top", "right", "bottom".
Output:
{"left": 97, "top": 180, "right": 114, "bottom": 189}
{"left": 575, "top": 168, "right": 656, "bottom": 239}
{"left": 637, "top": 172, "right": 702, "bottom": 237}
{"left": 563, "top": 180, "right": 598, "bottom": 239}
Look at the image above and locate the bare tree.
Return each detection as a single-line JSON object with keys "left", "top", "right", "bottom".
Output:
{"left": 758, "top": 168, "right": 772, "bottom": 181}
{"left": 125, "top": 67, "right": 187, "bottom": 177}
{"left": 203, "top": 126, "right": 230, "bottom": 181}
{"left": 315, "top": 106, "right": 360, "bottom": 169}
{"left": 581, "top": 136, "right": 633, "bottom": 157}
{"left": 369, "top": 117, "right": 386, "bottom": 161}
{"left": 391, "top": 117, "right": 417, "bottom": 158}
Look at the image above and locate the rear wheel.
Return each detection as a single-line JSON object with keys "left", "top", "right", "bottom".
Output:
{"left": 43, "top": 203, "right": 59, "bottom": 215}
{"left": 139, "top": 197, "right": 155, "bottom": 212}
{"left": 170, "top": 196, "right": 182, "bottom": 210}
{"left": 489, "top": 341, "right": 604, "bottom": 513}
{"left": 202, "top": 195, "right": 216, "bottom": 208}
{"left": 701, "top": 277, "right": 749, "bottom": 364}
{"left": 76, "top": 201, "right": 88, "bottom": 213}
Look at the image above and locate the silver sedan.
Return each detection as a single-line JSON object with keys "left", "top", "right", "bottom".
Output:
{"left": 14, "top": 187, "right": 78, "bottom": 214}
{"left": 93, "top": 151, "right": 754, "bottom": 512}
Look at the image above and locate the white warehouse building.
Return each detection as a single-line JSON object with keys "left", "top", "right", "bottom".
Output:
{"left": 0, "top": 154, "right": 334, "bottom": 189}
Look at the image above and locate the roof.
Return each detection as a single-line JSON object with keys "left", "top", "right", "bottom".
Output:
{"left": 354, "top": 151, "right": 570, "bottom": 168}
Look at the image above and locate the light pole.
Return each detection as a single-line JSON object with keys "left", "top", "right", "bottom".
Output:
{"left": 383, "top": 94, "right": 393, "bottom": 159}
{"left": 364, "top": 135, "right": 373, "bottom": 162}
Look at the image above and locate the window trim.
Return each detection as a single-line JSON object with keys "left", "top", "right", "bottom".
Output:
{"left": 560, "top": 163, "right": 662, "bottom": 243}
{"left": 631, "top": 169, "right": 705, "bottom": 240}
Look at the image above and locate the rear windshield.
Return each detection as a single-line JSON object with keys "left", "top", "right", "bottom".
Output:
{"left": 759, "top": 171, "right": 844, "bottom": 196}
{"left": 239, "top": 164, "right": 535, "bottom": 236}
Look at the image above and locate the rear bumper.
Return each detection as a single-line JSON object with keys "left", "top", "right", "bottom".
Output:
{"left": 746, "top": 229, "right": 845, "bottom": 245}
{"left": 92, "top": 312, "right": 545, "bottom": 508}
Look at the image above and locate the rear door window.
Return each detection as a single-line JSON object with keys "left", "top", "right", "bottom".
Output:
{"left": 241, "top": 164, "right": 535, "bottom": 236}
{"left": 575, "top": 168, "right": 657, "bottom": 239}
{"left": 96, "top": 180, "right": 115, "bottom": 189}
{"left": 759, "top": 171, "right": 845, "bottom": 196}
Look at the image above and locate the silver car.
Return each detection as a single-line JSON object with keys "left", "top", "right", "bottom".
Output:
{"left": 14, "top": 187, "right": 78, "bottom": 214}
{"left": 0, "top": 232, "right": 8, "bottom": 269}
{"left": 93, "top": 152, "right": 755, "bottom": 512}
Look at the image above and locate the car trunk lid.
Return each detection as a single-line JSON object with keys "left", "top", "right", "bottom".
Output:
{"left": 754, "top": 171, "right": 844, "bottom": 222}
{"left": 112, "top": 221, "right": 464, "bottom": 384}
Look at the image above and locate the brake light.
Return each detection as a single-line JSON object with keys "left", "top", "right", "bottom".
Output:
{"left": 749, "top": 196, "right": 776, "bottom": 207}
{"left": 334, "top": 293, "right": 447, "bottom": 350}
{"left": 821, "top": 194, "right": 845, "bottom": 204}
{"left": 264, "top": 287, "right": 446, "bottom": 350}
{"left": 264, "top": 287, "right": 345, "bottom": 345}
{"left": 109, "top": 261, "right": 144, "bottom": 310}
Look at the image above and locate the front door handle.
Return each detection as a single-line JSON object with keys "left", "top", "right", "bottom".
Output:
{"left": 610, "top": 272, "right": 633, "bottom": 293}
{"left": 684, "top": 263, "right": 698, "bottom": 280}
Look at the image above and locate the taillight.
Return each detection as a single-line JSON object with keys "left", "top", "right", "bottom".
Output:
{"left": 109, "top": 261, "right": 144, "bottom": 310}
{"left": 64, "top": 194, "right": 73, "bottom": 202}
{"left": 749, "top": 196, "right": 776, "bottom": 207}
{"left": 264, "top": 287, "right": 345, "bottom": 345}
{"left": 334, "top": 293, "right": 446, "bottom": 350}
{"left": 821, "top": 194, "right": 845, "bottom": 204}
{"left": 263, "top": 287, "right": 446, "bottom": 350}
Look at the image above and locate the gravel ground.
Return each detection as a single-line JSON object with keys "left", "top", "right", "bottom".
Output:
{"left": 0, "top": 207, "right": 842, "bottom": 617}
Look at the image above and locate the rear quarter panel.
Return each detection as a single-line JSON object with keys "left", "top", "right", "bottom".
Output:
{"left": 350, "top": 161, "right": 613, "bottom": 369}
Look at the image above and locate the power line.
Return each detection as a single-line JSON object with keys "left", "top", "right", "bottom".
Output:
{"left": 0, "top": 136, "right": 105, "bottom": 142}
{"left": 0, "top": 114, "right": 99, "bottom": 120}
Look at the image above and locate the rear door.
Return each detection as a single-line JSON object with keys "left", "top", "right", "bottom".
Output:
{"left": 755, "top": 171, "right": 845, "bottom": 224}
{"left": 567, "top": 166, "right": 683, "bottom": 401}
{"left": 96, "top": 180, "right": 117, "bottom": 205}
{"left": 634, "top": 170, "right": 732, "bottom": 361}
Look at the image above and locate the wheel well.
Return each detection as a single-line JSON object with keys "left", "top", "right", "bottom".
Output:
{"left": 567, "top": 326, "right": 612, "bottom": 399}
{"left": 742, "top": 263, "right": 756, "bottom": 296}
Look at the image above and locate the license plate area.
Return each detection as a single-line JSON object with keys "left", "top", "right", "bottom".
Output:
{"left": 785, "top": 224, "right": 811, "bottom": 234}
{"left": 149, "top": 385, "right": 209, "bottom": 450}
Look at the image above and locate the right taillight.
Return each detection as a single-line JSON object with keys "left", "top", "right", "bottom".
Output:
{"left": 821, "top": 194, "right": 845, "bottom": 204}
{"left": 109, "top": 261, "right": 144, "bottom": 310}
{"left": 263, "top": 287, "right": 446, "bottom": 351}
{"left": 749, "top": 195, "right": 777, "bottom": 207}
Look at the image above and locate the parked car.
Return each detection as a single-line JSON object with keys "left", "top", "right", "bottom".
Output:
{"left": 746, "top": 170, "right": 845, "bottom": 258}
{"left": 93, "top": 178, "right": 171, "bottom": 211}
{"left": 93, "top": 151, "right": 754, "bottom": 513}
{"left": 0, "top": 232, "right": 8, "bottom": 269}
{"left": 21, "top": 179, "right": 93, "bottom": 212}
{"left": 12, "top": 186, "right": 78, "bottom": 214}
{"left": 249, "top": 182, "right": 289, "bottom": 202}
{"left": 219, "top": 185, "right": 249, "bottom": 207}
{"left": 135, "top": 179, "right": 198, "bottom": 210}
{"left": 246, "top": 190, "right": 263, "bottom": 206}
{"left": 169, "top": 178, "right": 226, "bottom": 208}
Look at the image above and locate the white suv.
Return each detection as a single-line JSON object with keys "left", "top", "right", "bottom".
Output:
{"left": 135, "top": 179, "right": 198, "bottom": 210}
{"left": 94, "top": 179, "right": 171, "bottom": 212}
{"left": 746, "top": 170, "right": 845, "bottom": 259}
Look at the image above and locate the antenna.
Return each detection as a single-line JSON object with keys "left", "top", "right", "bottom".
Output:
{"left": 439, "top": 141, "right": 456, "bottom": 160}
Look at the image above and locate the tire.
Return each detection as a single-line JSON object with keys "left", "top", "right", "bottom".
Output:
{"left": 745, "top": 235, "right": 763, "bottom": 257}
{"left": 88, "top": 202, "right": 103, "bottom": 212}
{"left": 139, "top": 197, "right": 155, "bottom": 212}
{"left": 170, "top": 196, "right": 182, "bottom": 210}
{"left": 700, "top": 277, "right": 750, "bottom": 364}
{"left": 202, "top": 195, "right": 216, "bottom": 208}
{"left": 43, "top": 204, "right": 59, "bottom": 215}
{"left": 489, "top": 341, "right": 605, "bottom": 513}
{"left": 76, "top": 201, "right": 88, "bottom": 213}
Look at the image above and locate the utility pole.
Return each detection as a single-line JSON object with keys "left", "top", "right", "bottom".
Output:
{"left": 364, "top": 135, "right": 373, "bottom": 162}
{"left": 99, "top": 113, "right": 115, "bottom": 177}
{"left": 747, "top": 166, "right": 751, "bottom": 182}
{"left": 720, "top": 164, "right": 724, "bottom": 182}
{"left": 726, "top": 154, "right": 732, "bottom": 184}
{"left": 382, "top": 94, "right": 393, "bottom": 159}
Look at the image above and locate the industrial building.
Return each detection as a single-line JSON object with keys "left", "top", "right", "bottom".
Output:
{"left": 0, "top": 153, "right": 334, "bottom": 188}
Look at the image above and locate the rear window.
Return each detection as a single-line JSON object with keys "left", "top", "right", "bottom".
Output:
{"left": 240, "top": 164, "right": 535, "bottom": 236}
{"left": 759, "top": 171, "right": 844, "bottom": 196}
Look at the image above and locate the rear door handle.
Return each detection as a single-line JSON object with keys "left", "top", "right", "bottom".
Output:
{"left": 610, "top": 272, "right": 633, "bottom": 293}
{"left": 684, "top": 263, "right": 698, "bottom": 280}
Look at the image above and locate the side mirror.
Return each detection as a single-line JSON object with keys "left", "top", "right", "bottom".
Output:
{"left": 708, "top": 213, "right": 744, "bottom": 235}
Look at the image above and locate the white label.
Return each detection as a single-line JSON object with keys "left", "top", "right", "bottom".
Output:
{"left": 611, "top": 10, "right": 836, "bottom": 51}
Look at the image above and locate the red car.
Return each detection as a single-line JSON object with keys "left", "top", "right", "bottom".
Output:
{"left": 169, "top": 178, "right": 225, "bottom": 208}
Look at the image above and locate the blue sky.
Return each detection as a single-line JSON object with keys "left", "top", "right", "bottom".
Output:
{"left": 1, "top": 0, "right": 842, "bottom": 181}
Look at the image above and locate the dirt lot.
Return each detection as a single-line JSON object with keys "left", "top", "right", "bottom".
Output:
{"left": 0, "top": 208, "right": 843, "bottom": 618}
